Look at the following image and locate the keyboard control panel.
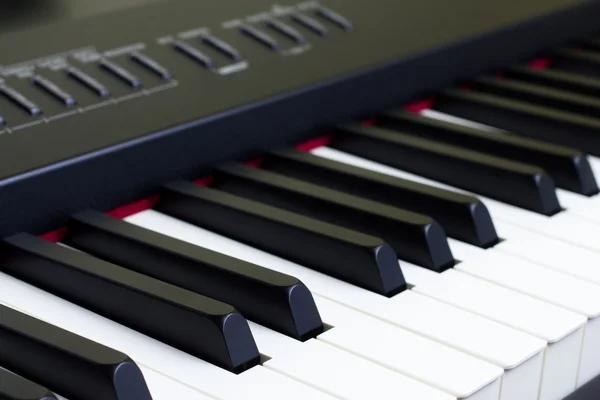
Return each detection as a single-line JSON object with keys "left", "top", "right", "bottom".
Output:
{"left": 0, "top": 0, "right": 597, "bottom": 238}
{"left": 0, "top": 2, "right": 352, "bottom": 132}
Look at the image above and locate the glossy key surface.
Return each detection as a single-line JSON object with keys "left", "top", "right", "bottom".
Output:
{"left": 378, "top": 110, "right": 598, "bottom": 195}
{"left": 0, "top": 304, "right": 151, "bottom": 400}
{"left": 0, "top": 233, "right": 260, "bottom": 373}
{"left": 212, "top": 164, "right": 455, "bottom": 271}
{"left": 63, "top": 210, "right": 323, "bottom": 341}
{"left": 158, "top": 182, "right": 405, "bottom": 296}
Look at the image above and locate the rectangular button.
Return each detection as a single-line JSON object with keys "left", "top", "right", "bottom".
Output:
{"left": 172, "top": 41, "right": 213, "bottom": 68}
{"left": 291, "top": 13, "right": 329, "bottom": 36}
{"left": 99, "top": 59, "right": 142, "bottom": 88}
{"left": 315, "top": 7, "right": 353, "bottom": 30}
{"left": 130, "top": 52, "right": 172, "bottom": 80}
{"left": 62, "top": 210, "right": 324, "bottom": 341}
{"left": 31, "top": 75, "right": 76, "bottom": 107}
{"left": 0, "top": 304, "right": 151, "bottom": 400}
{"left": 0, "top": 84, "right": 41, "bottom": 116}
{"left": 239, "top": 25, "right": 280, "bottom": 51}
{"left": 0, "top": 233, "right": 260, "bottom": 373}
{"left": 201, "top": 35, "right": 243, "bottom": 61}
{"left": 65, "top": 67, "right": 110, "bottom": 97}
{"left": 157, "top": 183, "right": 405, "bottom": 296}
{"left": 380, "top": 109, "right": 599, "bottom": 196}
{"left": 266, "top": 20, "right": 306, "bottom": 44}
{"left": 212, "top": 164, "right": 455, "bottom": 271}
{"left": 261, "top": 148, "right": 499, "bottom": 247}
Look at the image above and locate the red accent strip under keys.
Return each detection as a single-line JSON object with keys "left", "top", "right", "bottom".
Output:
{"left": 106, "top": 194, "right": 160, "bottom": 219}
{"left": 39, "top": 227, "right": 68, "bottom": 243}
{"left": 527, "top": 57, "right": 551, "bottom": 69}
{"left": 404, "top": 97, "right": 435, "bottom": 113}
{"left": 294, "top": 134, "right": 332, "bottom": 152}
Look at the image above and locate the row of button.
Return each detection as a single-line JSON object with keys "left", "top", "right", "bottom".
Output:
{"left": 170, "top": 8, "right": 352, "bottom": 70}
{"left": 0, "top": 8, "right": 352, "bottom": 123}
{"left": 240, "top": 8, "right": 352, "bottom": 52}
{"left": 0, "top": 53, "right": 172, "bottom": 122}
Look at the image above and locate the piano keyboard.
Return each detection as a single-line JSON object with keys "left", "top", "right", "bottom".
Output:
{"left": 2, "top": 1, "right": 600, "bottom": 400}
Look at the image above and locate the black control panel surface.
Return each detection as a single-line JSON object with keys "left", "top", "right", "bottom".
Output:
{"left": 0, "top": 0, "right": 598, "bottom": 236}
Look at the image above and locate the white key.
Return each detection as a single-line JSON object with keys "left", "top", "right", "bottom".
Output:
{"left": 0, "top": 273, "right": 336, "bottom": 400}
{"left": 309, "top": 146, "right": 600, "bottom": 389}
{"left": 313, "top": 296, "right": 503, "bottom": 400}
{"left": 250, "top": 322, "right": 456, "bottom": 400}
{"left": 403, "top": 262, "right": 584, "bottom": 399}
{"left": 139, "top": 366, "right": 218, "bottom": 400}
{"left": 450, "top": 239, "right": 600, "bottom": 318}
{"left": 419, "top": 110, "right": 600, "bottom": 388}
{"left": 127, "top": 210, "right": 545, "bottom": 399}
{"left": 588, "top": 156, "right": 600, "bottom": 178}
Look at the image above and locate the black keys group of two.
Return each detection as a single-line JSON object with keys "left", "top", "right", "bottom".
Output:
{"left": 3, "top": 42, "right": 600, "bottom": 400}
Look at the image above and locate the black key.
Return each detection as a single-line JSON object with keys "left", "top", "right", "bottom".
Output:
{"left": 258, "top": 148, "right": 498, "bottom": 247}
{"left": 0, "top": 368, "right": 56, "bottom": 400}
{"left": 434, "top": 88, "right": 600, "bottom": 156}
{"left": 99, "top": 59, "right": 142, "bottom": 88}
{"left": 503, "top": 66, "right": 600, "bottom": 99}
{"left": 266, "top": 20, "right": 306, "bottom": 44}
{"left": 65, "top": 67, "right": 110, "bottom": 97}
{"left": 211, "top": 164, "right": 455, "bottom": 272}
{"left": 130, "top": 52, "right": 173, "bottom": 80}
{"left": 0, "top": 233, "right": 259, "bottom": 373}
{"left": 469, "top": 76, "right": 600, "bottom": 118}
{"left": 291, "top": 13, "right": 329, "bottom": 36}
{"left": 172, "top": 41, "right": 213, "bottom": 69}
{"left": 377, "top": 110, "right": 599, "bottom": 195}
{"left": 551, "top": 48, "right": 600, "bottom": 78}
{"left": 329, "top": 123, "right": 561, "bottom": 215}
{"left": 158, "top": 182, "right": 405, "bottom": 296}
{"left": 0, "top": 85, "right": 41, "bottom": 116}
{"left": 62, "top": 210, "right": 324, "bottom": 341}
{"left": 31, "top": 75, "right": 77, "bottom": 107}
{"left": 0, "top": 304, "right": 151, "bottom": 400}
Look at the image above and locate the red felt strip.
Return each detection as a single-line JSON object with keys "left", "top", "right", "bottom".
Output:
{"left": 404, "top": 97, "right": 435, "bottom": 113}
{"left": 527, "top": 57, "right": 551, "bottom": 69}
